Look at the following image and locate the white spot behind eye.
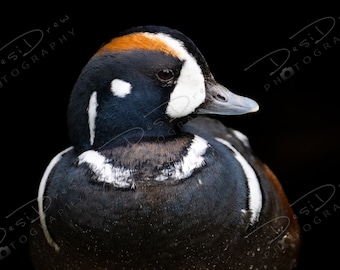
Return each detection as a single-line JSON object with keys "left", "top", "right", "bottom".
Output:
{"left": 110, "top": 79, "right": 132, "bottom": 98}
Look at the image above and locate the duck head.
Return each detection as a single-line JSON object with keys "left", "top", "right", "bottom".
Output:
{"left": 67, "top": 25, "right": 259, "bottom": 152}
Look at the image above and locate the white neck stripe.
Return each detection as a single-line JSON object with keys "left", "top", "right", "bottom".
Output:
{"left": 215, "top": 137, "right": 262, "bottom": 225}
{"left": 156, "top": 135, "right": 209, "bottom": 181}
{"left": 38, "top": 146, "right": 74, "bottom": 251}
{"left": 78, "top": 150, "right": 134, "bottom": 188}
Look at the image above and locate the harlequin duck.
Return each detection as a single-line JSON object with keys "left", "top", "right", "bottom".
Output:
{"left": 29, "top": 25, "right": 301, "bottom": 269}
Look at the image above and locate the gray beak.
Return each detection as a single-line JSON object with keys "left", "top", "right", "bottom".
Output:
{"left": 196, "top": 81, "right": 259, "bottom": 115}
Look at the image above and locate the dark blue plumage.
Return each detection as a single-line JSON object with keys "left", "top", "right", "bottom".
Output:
{"left": 29, "top": 25, "right": 300, "bottom": 269}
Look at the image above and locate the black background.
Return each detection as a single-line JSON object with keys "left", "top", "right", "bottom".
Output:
{"left": 1, "top": 3, "right": 339, "bottom": 269}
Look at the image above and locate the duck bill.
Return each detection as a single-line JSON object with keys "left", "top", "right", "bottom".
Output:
{"left": 196, "top": 82, "right": 259, "bottom": 115}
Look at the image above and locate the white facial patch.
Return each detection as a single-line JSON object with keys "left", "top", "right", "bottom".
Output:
{"left": 110, "top": 78, "right": 132, "bottom": 98}
{"left": 38, "top": 146, "right": 74, "bottom": 251}
{"left": 167, "top": 58, "right": 206, "bottom": 118}
{"left": 150, "top": 33, "right": 206, "bottom": 118}
{"left": 156, "top": 135, "right": 209, "bottom": 181}
{"left": 215, "top": 137, "right": 262, "bottom": 225}
{"left": 78, "top": 150, "right": 134, "bottom": 188}
{"left": 88, "top": 91, "right": 98, "bottom": 145}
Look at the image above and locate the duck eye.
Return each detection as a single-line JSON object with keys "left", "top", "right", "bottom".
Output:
{"left": 156, "top": 69, "right": 175, "bottom": 82}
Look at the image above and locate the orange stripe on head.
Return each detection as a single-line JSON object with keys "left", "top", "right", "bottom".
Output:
{"left": 96, "top": 32, "right": 180, "bottom": 58}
